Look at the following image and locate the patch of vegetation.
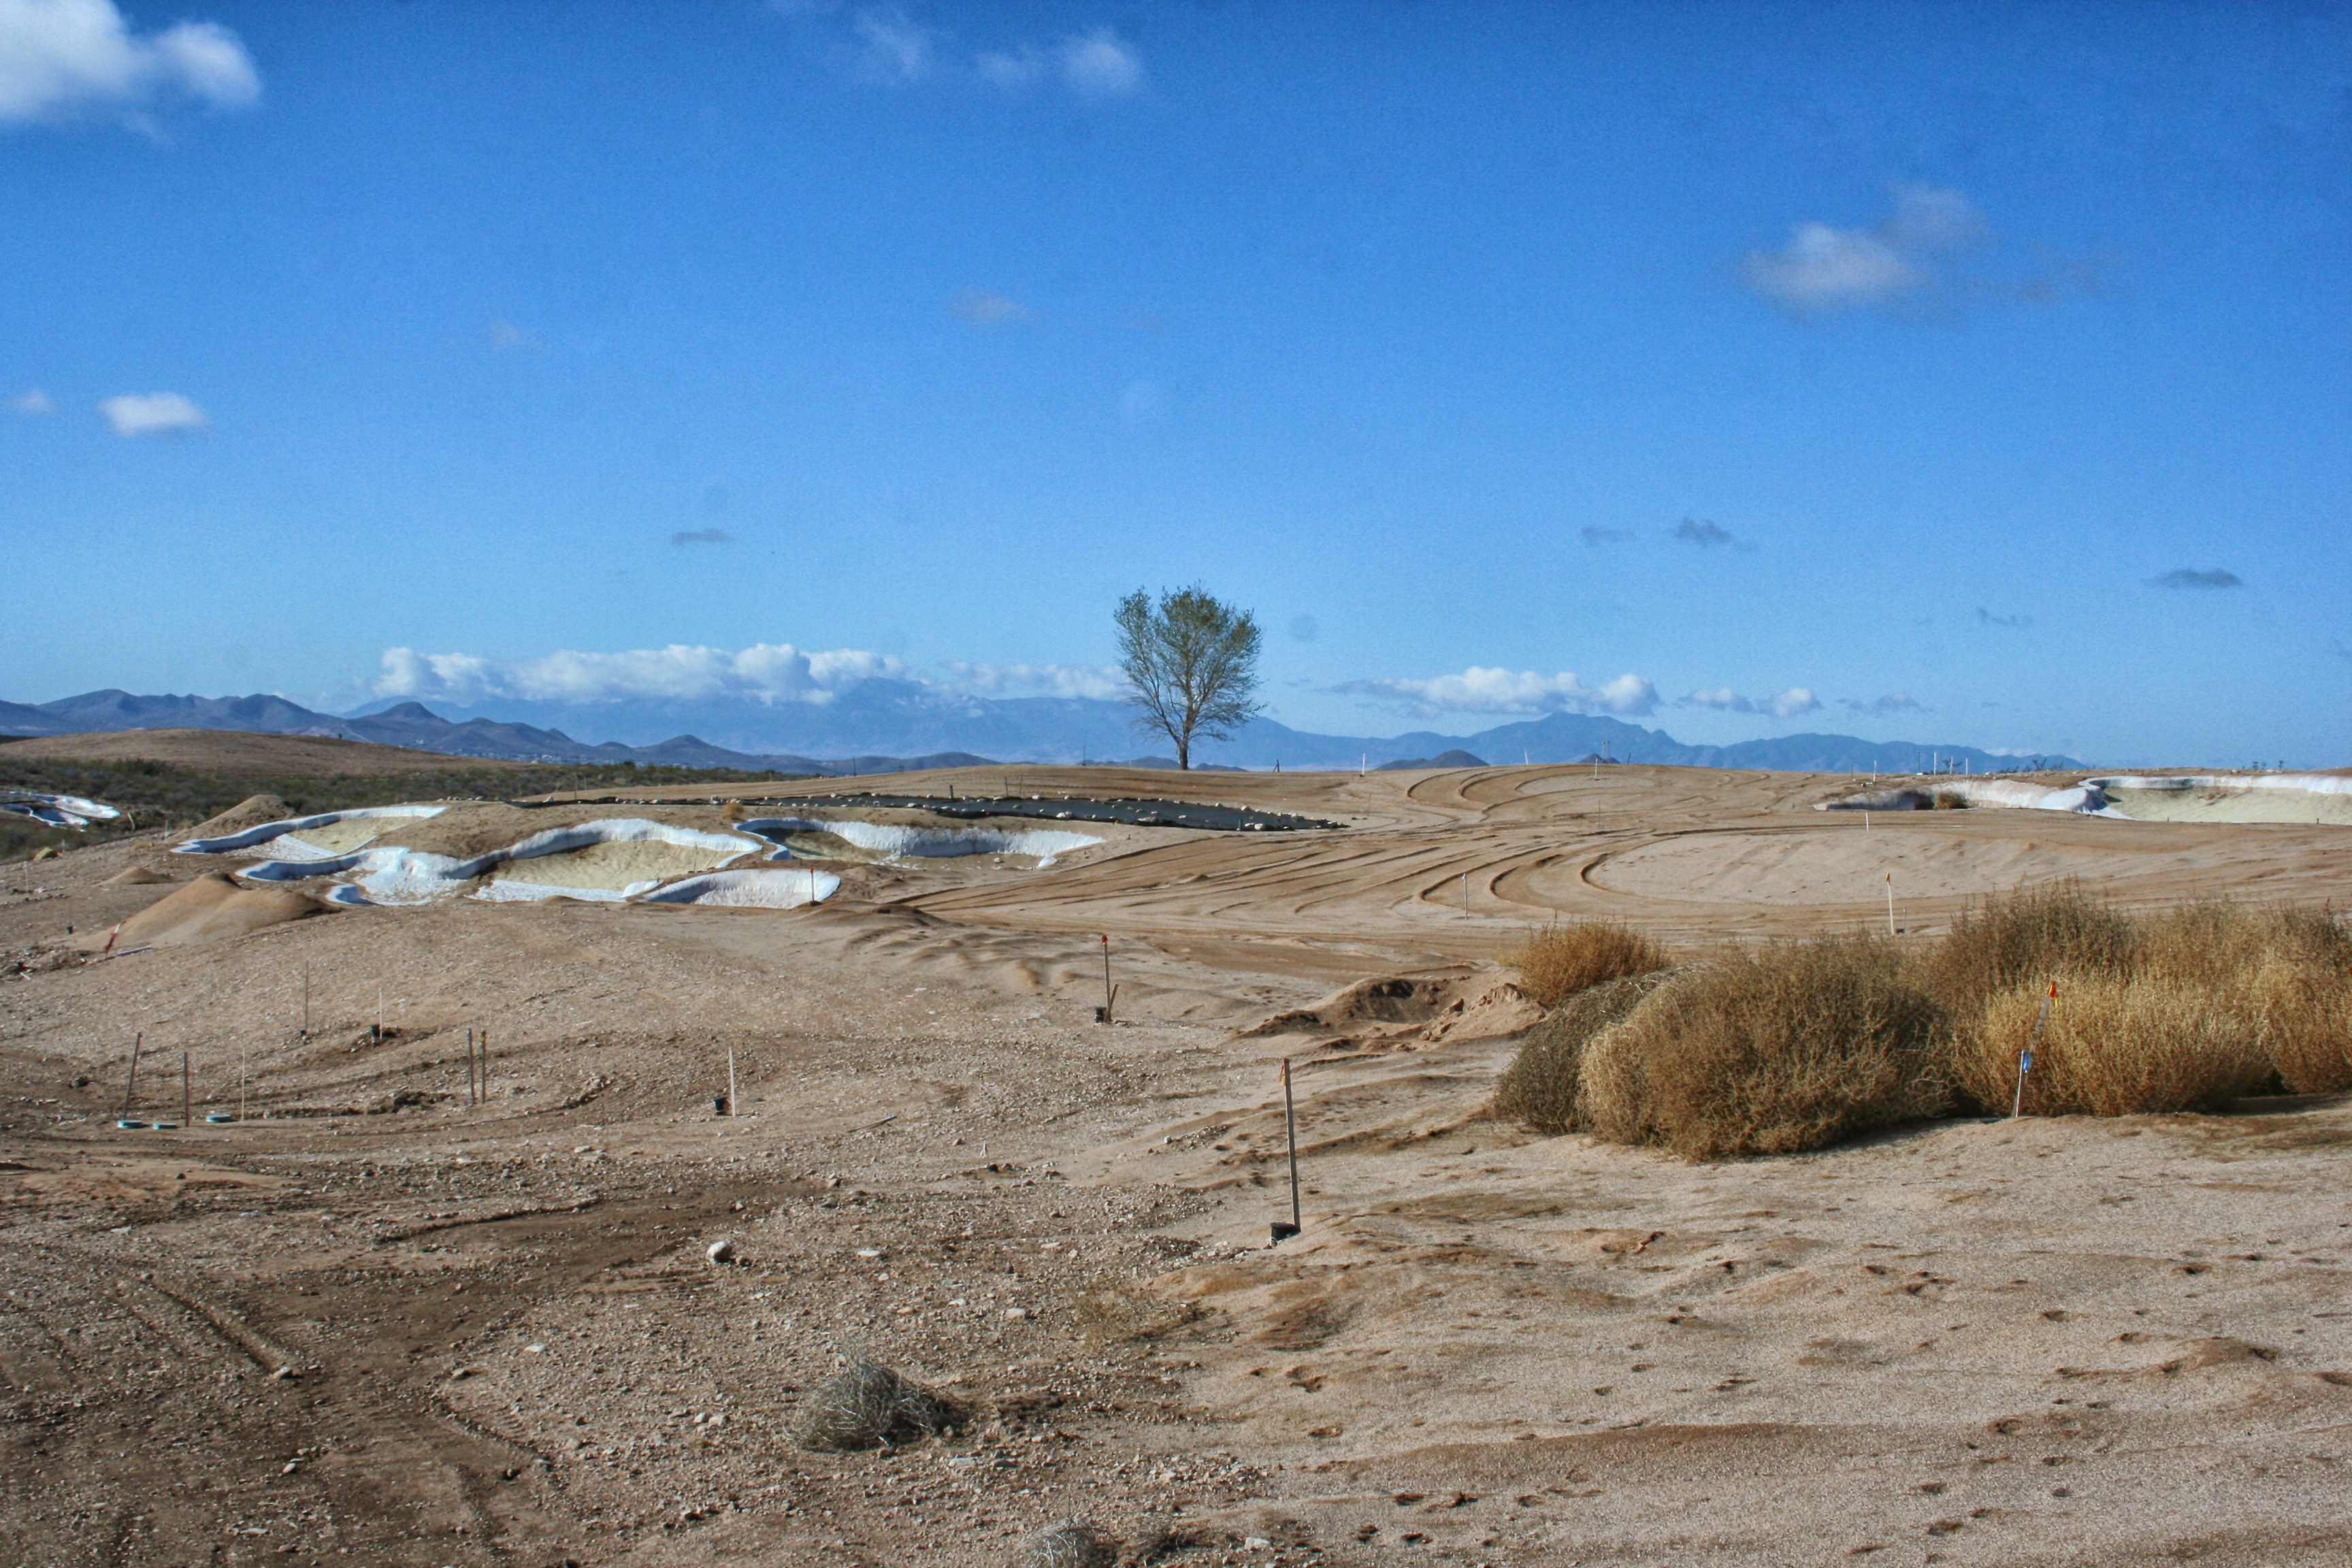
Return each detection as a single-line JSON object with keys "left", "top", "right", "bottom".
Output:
{"left": 1499, "top": 918, "right": 1671, "bottom": 1007}
{"left": 0, "top": 756, "right": 808, "bottom": 862}
{"left": 1497, "top": 885, "right": 2352, "bottom": 1158}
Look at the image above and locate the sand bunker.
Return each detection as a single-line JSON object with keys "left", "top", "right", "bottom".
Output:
{"left": 1817, "top": 770, "right": 2352, "bottom": 825}
{"left": 634, "top": 867, "right": 843, "bottom": 909}
{"left": 738, "top": 817, "right": 1101, "bottom": 867}
{"left": 176, "top": 805, "right": 448, "bottom": 858}
{"left": 76, "top": 871, "right": 331, "bottom": 948}
{"left": 231, "top": 818, "right": 758, "bottom": 905}
{"left": 1, "top": 791, "right": 121, "bottom": 829}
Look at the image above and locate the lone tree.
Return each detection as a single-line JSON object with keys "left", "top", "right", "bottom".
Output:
{"left": 1115, "top": 585, "right": 1264, "bottom": 770}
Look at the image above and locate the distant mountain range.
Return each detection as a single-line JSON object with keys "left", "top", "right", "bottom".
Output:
{"left": 0, "top": 685, "right": 2085, "bottom": 775}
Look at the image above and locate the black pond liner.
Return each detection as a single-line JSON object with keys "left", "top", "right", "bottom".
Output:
{"left": 773, "top": 794, "right": 1345, "bottom": 832}
{"left": 506, "top": 791, "right": 1344, "bottom": 832}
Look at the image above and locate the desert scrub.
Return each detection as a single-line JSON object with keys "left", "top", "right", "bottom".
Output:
{"left": 789, "top": 1359, "right": 962, "bottom": 1452}
{"left": 1579, "top": 934, "right": 1948, "bottom": 1158}
{"left": 1953, "top": 900, "right": 2352, "bottom": 1108}
{"left": 1917, "top": 881, "right": 2138, "bottom": 1024}
{"left": 1491, "top": 968, "right": 1676, "bottom": 1134}
{"left": 1500, "top": 919, "right": 1670, "bottom": 1007}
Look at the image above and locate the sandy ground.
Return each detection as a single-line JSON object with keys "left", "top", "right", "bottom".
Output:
{"left": 2, "top": 757, "right": 2349, "bottom": 1567}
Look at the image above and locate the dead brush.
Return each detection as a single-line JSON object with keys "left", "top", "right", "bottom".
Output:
{"left": 1577, "top": 934, "right": 1949, "bottom": 1158}
{"left": 1500, "top": 919, "right": 1670, "bottom": 1008}
{"left": 1916, "top": 881, "right": 2138, "bottom": 1025}
{"left": 789, "top": 1358, "right": 963, "bottom": 1452}
{"left": 1015, "top": 1520, "right": 1118, "bottom": 1568}
{"left": 1490, "top": 968, "right": 1677, "bottom": 1134}
{"left": 1960, "top": 973, "right": 2270, "bottom": 1115}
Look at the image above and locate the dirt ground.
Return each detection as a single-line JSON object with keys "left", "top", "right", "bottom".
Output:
{"left": 3, "top": 755, "right": 2349, "bottom": 1567}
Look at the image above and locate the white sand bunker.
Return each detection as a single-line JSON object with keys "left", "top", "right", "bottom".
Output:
{"left": 1817, "top": 772, "right": 2352, "bottom": 825}
{"left": 234, "top": 819, "right": 759, "bottom": 905}
{"left": 738, "top": 817, "right": 1101, "bottom": 866}
{"left": 176, "top": 805, "right": 448, "bottom": 859}
{"left": 634, "top": 868, "right": 843, "bottom": 909}
{"left": 1, "top": 792, "right": 122, "bottom": 829}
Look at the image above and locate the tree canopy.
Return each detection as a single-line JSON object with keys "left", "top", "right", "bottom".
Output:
{"left": 1114, "top": 586, "right": 1264, "bottom": 770}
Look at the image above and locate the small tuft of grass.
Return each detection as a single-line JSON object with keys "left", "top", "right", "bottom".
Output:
{"left": 1578, "top": 934, "right": 1948, "bottom": 1158}
{"left": 789, "top": 1359, "right": 962, "bottom": 1452}
{"left": 1500, "top": 919, "right": 1669, "bottom": 1008}
{"left": 1016, "top": 1520, "right": 1118, "bottom": 1568}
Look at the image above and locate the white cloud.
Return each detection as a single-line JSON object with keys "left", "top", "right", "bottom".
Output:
{"left": 979, "top": 27, "right": 1141, "bottom": 98}
{"left": 951, "top": 288, "right": 1032, "bottom": 326}
{"left": 943, "top": 662, "right": 1126, "bottom": 700}
{"left": 1338, "top": 666, "right": 1659, "bottom": 718}
{"left": 1740, "top": 184, "right": 1987, "bottom": 313}
{"left": 0, "top": 0, "right": 259, "bottom": 125}
{"left": 851, "top": 6, "right": 932, "bottom": 83}
{"left": 10, "top": 387, "right": 52, "bottom": 414}
{"left": 373, "top": 642, "right": 906, "bottom": 706}
{"left": 1682, "top": 686, "right": 1820, "bottom": 717}
{"left": 1840, "top": 692, "right": 1925, "bottom": 715}
{"left": 97, "top": 390, "right": 208, "bottom": 436}
{"left": 1058, "top": 28, "right": 1141, "bottom": 97}
{"left": 487, "top": 319, "right": 538, "bottom": 350}
{"left": 671, "top": 528, "right": 733, "bottom": 546}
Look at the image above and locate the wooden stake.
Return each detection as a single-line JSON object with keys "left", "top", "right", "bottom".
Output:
{"left": 182, "top": 1050, "right": 191, "bottom": 1128}
{"left": 121, "top": 1032, "right": 142, "bottom": 1120}
{"left": 1098, "top": 934, "right": 1114, "bottom": 1023}
{"left": 1276, "top": 1058, "right": 1302, "bottom": 1243}
{"left": 466, "top": 1028, "right": 476, "bottom": 1105}
{"left": 240, "top": 1040, "right": 248, "bottom": 1123}
{"left": 1884, "top": 872, "right": 1896, "bottom": 936}
{"left": 301, "top": 964, "right": 310, "bottom": 1037}
{"left": 726, "top": 1047, "right": 737, "bottom": 1117}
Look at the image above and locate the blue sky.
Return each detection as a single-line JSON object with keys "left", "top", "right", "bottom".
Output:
{"left": 2, "top": 0, "right": 2345, "bottom": 765}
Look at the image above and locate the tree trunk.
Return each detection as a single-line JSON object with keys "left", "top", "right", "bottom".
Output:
{"left": 1177, "top": 730, "right": 1191, "bottom": 770}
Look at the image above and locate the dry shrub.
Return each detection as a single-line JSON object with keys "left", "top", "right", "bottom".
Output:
{"left": 1920, "top": 881, "right": 2138, "bottom": 1024}
{"left": 1490, "top": 968, "right": 1676, "bottom": 1134}
{"left": 1016, "top": 1520, "right": 1118, "bottom": 1568}
{"left": 790, "top": 1359, "right": 963, "bottom": 1452}
{"left": 1579, "top": 934, "right": 1948, "bottom": 1158}
{"left": 1947, "top": 898, "right": 2352, "bottom": 1109}
{"left": 1960, "top": 974, "right": 2270, "bottom": 1115}
{"left": 1501, "top": 919, "right": 1669, "bottom": 1007}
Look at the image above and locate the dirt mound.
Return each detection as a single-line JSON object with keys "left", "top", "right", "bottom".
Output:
{"left": 1235, "top": 970, "right": 1541, "bottom": 1048}
{"left": 101, "top": 864, "right": 176, "bottom": 885}
{"left": 78, "top": 871, "right": 333, "bottom": 948}
{"left": 186, "top": 794, "right": 295, "bottom": 840}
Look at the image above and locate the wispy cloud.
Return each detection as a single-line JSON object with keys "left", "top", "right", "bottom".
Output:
{"left": 2149, "top": 568, "right": 2242, "bottom": 590}
{"left": 951, "top": 289, "right": 1032, "bottom": 327}
{"left": 375, "top": 642, "right": 906, "bottom": 706}
{"left": 487, "top": 319, "right": 539, "bottom": 351}
{"left": 1336, "top": 666, "right": 1659, "bottom": 718}
{"left": 1671, "top": 516, "right": 1747, "bottom": 550}
{"left": 1975, "top": 607, "right": 2032, "bottom": 628}
{"left": 10, "top": 388, "right": 53, "bottom": 414}
{"left": 1682, "top": 686, "right": 1820, "bottom": 717}
{"left": 850, "top": 6, "right": 934, "bottom": 82}
{"left": 1740, "top": 184, "right": 1988, "bottom": 314}
{"left": 1841, "top": 693, "right": 1925, "bottom": 714}
{"left": 670, "top": 528, "right": 733, "bottom": 546}
{"left": 97, "top": 391, "right": 208, "bottom": 436}
{"left": 978, "top": 27, "right": 1143, "bottom": 98}
{"left": 0, "top": 0, "right": 259, "bottom": 125}
{"left": 1580, "top": 525, "right": 1634, "bottom": 547}
{"left": 941, "top": 661, "right": 1126, "bottom": 700}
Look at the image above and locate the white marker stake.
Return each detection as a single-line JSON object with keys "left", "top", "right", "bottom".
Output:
{"left": 727, "top": 1047, "right": 737, "bottom": 1117}
{"left": 1462, "top": 872, "right": 1470, "bottom": 915}
{"left": 1885, "top": 872, "right": 1896, "bottom": 936}
{"left": 2014, "top": 980, "right": 2058, "bottom": 1117}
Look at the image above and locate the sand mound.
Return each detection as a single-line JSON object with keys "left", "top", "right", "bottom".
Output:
{"left": 480, "top": 837, "right": 756, "bottom": 899}
{"left": 101, "top": 864, "right": 176, "bottom": 886}
{"left": 186, "top": 794, "right": 295, "bottom": 840}
{"left": 80, "top": 871, "right": 331, "bottom": 948}
{"left": 1239, "top": 970, "right": 1541, "bottom": 1047}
